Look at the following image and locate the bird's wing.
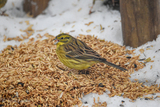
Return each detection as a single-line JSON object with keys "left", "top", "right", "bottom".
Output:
{"left": 64, "top": 38, "right": 105, "bottom": 61}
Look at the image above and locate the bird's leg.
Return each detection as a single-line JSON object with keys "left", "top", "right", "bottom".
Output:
{"left": 78, "top": 70, "right": 89, "bottom": 74}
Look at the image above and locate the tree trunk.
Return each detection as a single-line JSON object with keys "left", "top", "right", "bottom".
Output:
{"left": 23, "top": 0, "right": 50, "bottom": 18}
{"left": 120, "top": 0, "right": 160, "bottom": 48}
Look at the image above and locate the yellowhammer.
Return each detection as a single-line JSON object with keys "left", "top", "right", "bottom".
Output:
{"left": 54, "top": 33, "right": 127, "bottom": 71}
{"left": 0, "top": 0, "right": 7, "bottom": 8}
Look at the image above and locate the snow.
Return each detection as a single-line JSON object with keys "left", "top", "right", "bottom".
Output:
{"left": 0, "top": 0, "right": 160, "bottom": 106}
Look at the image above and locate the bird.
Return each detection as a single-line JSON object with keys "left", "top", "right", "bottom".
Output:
{"left": 54, "top": 33, "right": 127, "bottom": 71}
{"left": 0, "top": 0, "right": 7, "bottom": 9}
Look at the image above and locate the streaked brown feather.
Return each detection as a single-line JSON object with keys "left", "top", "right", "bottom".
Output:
{"left": 64, "top": 37, "right": 104, "bottom": 62}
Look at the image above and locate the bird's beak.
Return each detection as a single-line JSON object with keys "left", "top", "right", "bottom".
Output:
{"left": 53, "top": 38, "right": 59, "bottom": 45}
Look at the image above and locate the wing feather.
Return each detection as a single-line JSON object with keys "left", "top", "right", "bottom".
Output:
{"left": 63, "top": 38, "right": 105, "bottom": 61}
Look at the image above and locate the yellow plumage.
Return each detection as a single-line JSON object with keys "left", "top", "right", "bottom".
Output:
{"left": 54, "top": 33, "right": 127, "bottom": 71}
{"left": 0, "top": 0, "right": 7, "bottom": 8}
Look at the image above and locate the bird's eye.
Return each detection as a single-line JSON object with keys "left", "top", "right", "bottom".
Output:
{"left": 61, "top": 37, "right": 63, "bottom": 39}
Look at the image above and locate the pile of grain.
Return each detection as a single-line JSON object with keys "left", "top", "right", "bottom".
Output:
{"left": 0, "top": 34, "right": 159, "bottom": 106}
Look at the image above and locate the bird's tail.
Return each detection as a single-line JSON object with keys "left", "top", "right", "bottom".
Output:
{"left": 103, "top": 61, "right": 127, "bottom": 71}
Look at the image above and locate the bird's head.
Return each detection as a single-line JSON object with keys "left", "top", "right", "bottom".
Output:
{"left": 54, "top": 33, "right": 73, "bottom": 46}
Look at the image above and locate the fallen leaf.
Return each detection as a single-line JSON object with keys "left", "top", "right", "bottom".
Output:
{"left": 145, "top": 57, "right": 151, "bottom": 62}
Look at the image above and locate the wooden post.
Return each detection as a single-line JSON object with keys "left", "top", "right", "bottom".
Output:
{"left": 120, "top": 0, "right": 160, "bottom": 48}
{"left": 23, "top": 0, "right": 50, "bottom": 18}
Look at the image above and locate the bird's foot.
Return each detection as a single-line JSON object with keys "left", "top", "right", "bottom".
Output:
{"left": 78, "top": 70, "right": 89, "bottom": 75}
